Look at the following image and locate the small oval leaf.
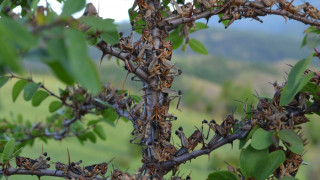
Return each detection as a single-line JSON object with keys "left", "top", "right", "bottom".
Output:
{"left": 239, "top": 125, "right": 259, "bottom": 149}
{"left": 251, "top": 128, "right": 274, "bottom": 150}
{"left": 189, "top": 22, "right": 208, "bottom": 33}
{"left": 62, "top": 0, "right": 86, "bottom": 16}
{"left": 102, "top": 108, "right": 118, "bottom": 122}
{"left": 85, "top": 132, "right": 97, "bottom": 143}
{"left": 240, "top": 145, "right": 268, "bottom": 178}
{"left": 208, "top": 171, "right": 238, "bottom": 180}
{"left": 12, "top": 79, "right": 28, "bottom": 102}
{"left": 23, "top": 82, "right": 41, "bottom": 101}
{"left": 100, "top": 31, "right": 119, "bottom": 45}
{"left": 1, "top": 139, "right": 15, "bottom": 163}
{"left": 166, "top": 25, "right": 184, "bottom": 50}
{"left": 93, "top": 125, "right": 106, "bottom": 140}
{"left": 278, "top": 129, "right": 304, "bottom": 154}
{"left": 255, "top": 150, "right": 286, "bottom": 180}
{"left": 32, "top": 90, "right": 49, "bottom": 107}
{"left": 189, "top": 39, "right": 208, "bottom": 55}
{"left": 49, "top": 101, "right": 63, "bottom": 113}
{"left": 0, "top": 17, "right": 37, "bottom": 49}
{"left": 66, "top": 28, "right": 101, "bottom": 94}
{"left": 280, "top": 53, "right": 314, "bottom": 106}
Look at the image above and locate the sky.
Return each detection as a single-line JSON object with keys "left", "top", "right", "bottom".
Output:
{"left": 39, "top": 0, "right": 135, "bottom": 22}
{"left": 35, "top": 0, "right": 320, "bottom": 36}
{"left": 38, "top": 0, "right": 320, "bottom": 22}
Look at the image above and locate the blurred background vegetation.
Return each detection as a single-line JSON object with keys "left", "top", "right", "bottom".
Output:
{"left": 1, "top": 20, "right": 320, "bottom": 179}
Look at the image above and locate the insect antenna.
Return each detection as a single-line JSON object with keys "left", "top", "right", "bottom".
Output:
{"left": 108, "top": 157, "right": 116, "bottom": 164}
{"left": 67, "top": 148, "right": 71, "bottom": 168}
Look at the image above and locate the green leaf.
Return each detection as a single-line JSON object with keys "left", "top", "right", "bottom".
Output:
{"left": 301, "top": 81, "right": 319, "bottom": 94}
{"left": 189, "top": 22, "right": 209, "bottom": 33}
{"left": 93, "top": 125, "right": 106, "bottom": 140}
{"left": 0, "top": 17, "right": 37, "bottom": 49}
{"left": 0, "top": 0, "right": 10, "bottom": 11}
{"left": 306, "top": 33, "right": 320, "bottom": 49}
{"left": 218, "top": 13, "right": 230, "bottom": 27}
{"left": 87, "top": 119, "right": 101, "bottom": 126}
{"left": 208, "top": 171, "right": 238, "bottom": 180}
{"left": 32, "top": 90, "right": 49, "bottom": 106}
{"left": 189, "top": 39, "right": 208, "bottom": 55}
{"left": 100, "top": 31, "right": 120, "bottom": 45}
{"left": 240, "top": 145, "right": 268, "bottom": 178}
{"left": 129, "top": 95, "right": 142, "bottom": 103}
{"left": 239, "top": 125, "right": 259, "bottom": 149}
{"left": 49, "top": 101, "right": 63, "bottom": 113}
{"left": 23, "top": 82, "right": 41, "bottom": 101}
{"left": 166, "top": 26, "right": 184, "bottom": 50}
{"left": 47, "top": 37, "right": 68, "bottom": 61}
{"left": 128, "top": 9, "right": 138, "bottom": 22}
{"left": 1, "top": 139, "right": 15, "bottom": 163}
{"left": 81, "top": 17, "right": 119, "bottom": 45}
{"left": 0, "top": 76, "right": 9, "bottom": 88}
{"left": 102, "top": 108, "right": 118, "bottom": 122}
{"left": 81, "top": 17, "right": 117, "bottom": 32}
{"left": 85, "top": 132, "right": 96, "bottom": 143}
{"left": 255, "top": 150, "right": 286, "bottom": 180}
{"left": 251, "top": 128, "right": 274, "bottom": 150}
{"left": 94, "top": 98, "right": 112, "bottom": 108}
{"left": 46, "top": 60, "right": 75, "bottom": 85}
{"left": 62, "top": 0, "right": 86, "bottom": 16}
{"left": 278, "top": 129, "right": 304, "bottom": 154}
{"left": 0, "top": 35, "right": 20, "bottom": 71}
{"left": 280, "top": 53, "right": 314, "bottom": 106}
{"left": 65, "top": 28, "right": 101, "bottom": 94}
{"left": 31, "top": 0, "right": 40, "bottom": 10}
{"left": 12, "top": 79, "right": 28, "bottom": 102}
{"left": 300, "top": 34, "right": 307, "bottom": 48}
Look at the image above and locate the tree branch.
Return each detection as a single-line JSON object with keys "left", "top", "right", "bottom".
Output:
{"left": 0, "top": 168, "right": 105, "bottom": 180}
{"left": 163, "top": 1, "right": 320, "bottom": 31}
{"left": 160, "top": 129, "right": 250, "bottom": 173}
{"left": 96, "top": 41, "right": 149, "bottom": 82}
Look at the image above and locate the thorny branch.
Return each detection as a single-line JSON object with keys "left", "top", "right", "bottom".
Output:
{"left": 96, "top": 41, "right": 149, "bottom": 82}
{"left": 164, "top": 1, "right": 320, "bottom": 30}
{"left": 0, "top": 168, "right": 104, "bottom": 180}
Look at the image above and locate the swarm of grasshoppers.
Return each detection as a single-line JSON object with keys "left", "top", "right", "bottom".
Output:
{"left": 16, "top": 152, "right": 50, "bottom": 171}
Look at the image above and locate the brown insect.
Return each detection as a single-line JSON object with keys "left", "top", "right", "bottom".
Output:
{"left": 243, "top": 9, "right": 263, "bottom": 23}
{"left": 279, "top": 0, "right": 306, "bottom": 15}
{"left": 111, "top": 169, "right": 125, "bottom": 180}
{"left": 171, "top": 0, "right": 193, "bottom": 17}
{"left": 203, "top": 116, "right": 235, "bottom": 148}
{"left": 304, "top": 2, "right": 320, "bottom": 20}
{"left": 276, "top": 152, "right": 303, "bottom": 178}
{"left": 55, "top": 149, "right": 84, "bottom": 176}
{"left": 16, "top": 152, "right": 50, "bottom": 170}
{"left": 195, "top": 0, "right": 218, "bottom": 9}
{"left": 83, "top": 3, "right": 98, "bottom": 17}
{"left": 261, "top": 0, "right": 276, "bottom": 7}
{"left": 84, "top": 158, "right": 114, "bottom": 178}
{"left": 175, "top": 127, "right": 202, "bottom": 156}
{"left": 55, "top": 161, "right": 68, "bottom": 174}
